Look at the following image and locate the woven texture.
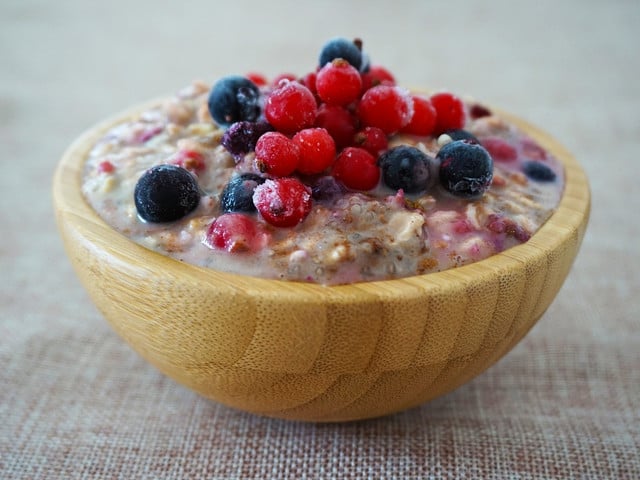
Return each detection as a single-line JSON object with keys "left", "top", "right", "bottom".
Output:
{"left": 2, "top": 0, "right": 639, "bottom": 478}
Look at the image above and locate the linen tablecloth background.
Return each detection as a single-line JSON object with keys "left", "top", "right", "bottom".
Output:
{"left": 2, "top": 0, "right": 639, "bottom": 478}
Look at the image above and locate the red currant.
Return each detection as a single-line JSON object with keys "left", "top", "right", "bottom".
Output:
{"left": 245, "top": 72, "right": 268, "bottom": 87}
{"left": 98, "top": 160, "right": 115, "bottom": 173}
{"left": 357, "top": 85, "right": 413, "bottom": 134}
{"left": 171, "top": 150, "right": 206, "bottom": 174}
{"left": 430, "top": 92, "right": 466, "bottom": 134}
{"left": 265, "top": 80, "right": 317, "bottom": 134}
{"left": 254, "top": 132, "right": 301, "bottom": 177}
{"left": 204, "top": 213, "right": 270, "bottom": 253}
{"left": 481, "top": 136, "right": 518, "bottom": 163}
{"left": 315, "top": 59, "right": 363, "bottom": 106}
{"left": 292, "top": 128, "right": 337, "bottom": 175}
{"left": 300, "top": 71, "right": 317, "bottom": 95}
{"left": 361, "top": 65, "right": 396, "bottom": 91}
{"left": 315, "top": 104, "right": 357, "bottom": 148}
{"left": 271, "top": 73, "right": 297, "bottom": 86}
{"left": 401, "top": 96, "right": 437, "bottom": 136}
{"left": 332, "top": 147, "right": 380, "bottom": 191}
{"left": 253, "top": 178, "right": 312, "bottom": 227}
{"left": 353, "top": 126, "right": 388, "bottom": 155}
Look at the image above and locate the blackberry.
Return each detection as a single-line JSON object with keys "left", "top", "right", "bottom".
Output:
{"left": 378, "top": 146, "right": 434, "bottom": 194}
{"left": 208, "top": 76, "right": 261, "bottom": 127}
{"left": 134, "top": 165, "right": 200, "bottom": 223}
{"left": 437, "top": 140, "right": 493, "bottom": 198}
{"left": 221, "top": 121, "right": 273, "bottom": 159}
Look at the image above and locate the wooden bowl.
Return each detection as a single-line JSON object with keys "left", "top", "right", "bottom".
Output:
{"left": 53, "top": 100, "right": 590, "bottom": 422}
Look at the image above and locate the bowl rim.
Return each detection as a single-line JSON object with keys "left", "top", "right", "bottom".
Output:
{"left": 53, "top": 96, "right": 591, "bottom": 302}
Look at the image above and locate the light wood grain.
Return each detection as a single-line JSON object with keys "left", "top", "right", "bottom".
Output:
{"left": 53, "top": 100, "right": 590, "bottom": 422}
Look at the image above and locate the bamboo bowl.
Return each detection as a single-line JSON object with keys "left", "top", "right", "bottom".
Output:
{"left": 53, "top": 101, "right": 590, "bottom": 422}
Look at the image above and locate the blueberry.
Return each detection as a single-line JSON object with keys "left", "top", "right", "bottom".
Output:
{"left": 319, "top": 37, "right": 362, "bottom": 70}
{"left": 311, "top": 176, "right": 346, "bottom": 202}
{"left": 221, "top": 121, "right": 273, "bottom": 159}
{"left": 208, "top": 76, "right": 261, "bottom": 127}
{"left": 523, "top": 160, "right": 556, "bottom": 182}
{"left": 437, "top": 140, "right": 493, "bottom": 198}
{"left": 220, "top": 173, "right": 266, "bottom": 213}
{"left": 378, "top": 146, "right": 435, "bottom": 194}
{"left": 134, "top": 165, "right": 200, "bottom": 222}
{"left": 445, "top": 129, "right": 479, "bottom": 144}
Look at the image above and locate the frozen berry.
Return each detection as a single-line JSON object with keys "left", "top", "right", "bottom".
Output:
{"left": 332, "top": 147, "right": 380, "bottom": 191}
{"left": 318, "top": 37, "right": 363, "bottom": 69}
{"left": 357, "top": 85, "right": 413, "bottom": 134}
{"left": 361, "top": 65, "right": 396, "bottom": 91}
{"left": 315, "top": 59, "right": 363, "bottom": 106}
{"left": 255, "top": 132, "right": 301, "bottom": 177}
{"left": 438, "top": 140, "right": 493, "bottom": 198}
{"left": 98, "top": 161, "right": 115, "bottom": 173}
{"left": 481, "top": 136, "right": 517, "bottom": 162}
{"left": 220, "top": 173, "right": 266, "bottom": 213}
{"left": 221, "top": 121, "right": 273, "bottom": 159}
{"left": 292, "top": 128, "right": 336, "bottom": 175}
{"left": 446, "top": 129, "right": 479, "bottom": 144}
{"left": 208, "top": 76, "right": 261, "bottom": 127}
{"left": 315, "top": 104, "right": 357, "bottom": 148}
{"left": 401, "top": 96, "right": 437, "bottom": 136}
{"left": 134, "top": 164, "right": 200, "bottom": 223}
{"left": 469, "top": 103, "right": 492, "bottom": 119}
{"left": 171, "top": 150, "right": 206, "bottom": 174}
{"left": 203, "top": 213, "right": 269, "bottom": 253}
{"left": 245, "top": 72, "right": 268, "bottom": 87}
{"left": 430, "top": 92, "right": 466, "bottom": 134}
{"left": 353, "top": 126, "right": 388, "bottom": 155}
{"left": 378, "top": 146, "right": 434, "bottom": 194}
{"left": 300, "top": 71, "right": 317, "bottom": 95}
{"left": 253, "top": 178, "right": 312, "bottom": 228}
{"left": 311, "top": 176, "right": 346, "bottom": 202}
{"left": 264, "top": 81, "right": 317, "bottom": 134}
{"left": 523, "top": 160, "right": 556, "bottom": 182}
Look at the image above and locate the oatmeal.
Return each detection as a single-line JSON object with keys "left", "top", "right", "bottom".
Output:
{"left": 81, "top": 39, "right": 564, "bottom": 285}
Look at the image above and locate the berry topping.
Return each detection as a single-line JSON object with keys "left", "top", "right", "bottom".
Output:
{"left": 315, "top": 104, "right": 357, "bottom": 148}
{"left": 401, "top": 96, "right": 437, "bottom": 136}
{"left": 430, "top": 92, "right": 466, "bottom": 134}
{"left": 264, "top": 81, "right": 317, "bottom": 134}
{"left": 437, "top": 140, "right": 494, "bottom": 198}
{"left": 253, "top": 178, "right": 312, "bottom": 228}
{"left": 245, "top": 72, "right": 268, "bottom": 87}
{"left": 315, "top": 59, "right": 363, "bottom": 106}
{"left": 220, "top": 173, "right": 266, "bottom": 213}
{"left": 378, "top": 146, "right": 434, "bottom": 194}
{"left": 445, "top": 129, "right": 479, "bottom": 144}
{"left": 318, "top": 37, "right": 363, "bottom": 70}
{"left": 292, "top": 128, "right": 337, "bottom": 175}
{"left": 523, "top": 160, "right": 557, "bottom": 182}
{"left": 221, "top": 121, "right": 273, "bottom": 159}
{"left": 361, "top": 65, "right": 396, "bottom": 90}
{"left": 204, "top": 213, "right": 270, "bottom": 253}
{"left": 134, "top": 164, "right": 200, "bottom": 223}
{"left": 311, "top": 176, "right": 346, "bottom": 202}
{"left": 207, "top": 76, "right": 261, "bottom": 127}
{"left": 254, "top": 131, "right": 301, "bottom": 177}
{"left": 481, "top": 136, "right": 517, "bottom": 162}
{"left": 332, "top": 147, "right": 380, "bottom": 191}
{"left": 353, "top": 126, "right": 388, "bottom": 155}
{"left": 357, "top": 85, "right": 413, "bottom": 134}
{"left": 469, "top": 103, "right": 492, "bottom": 119}
{"left": 98, "top": 160, "right": 115, "bottom": 173}
{"left": 171, "top": 149, "right": 206, "bottom": 174}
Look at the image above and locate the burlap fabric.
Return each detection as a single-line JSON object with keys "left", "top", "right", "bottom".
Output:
{"left": 2, "top": 0, "right": 638, "bottom": 478}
